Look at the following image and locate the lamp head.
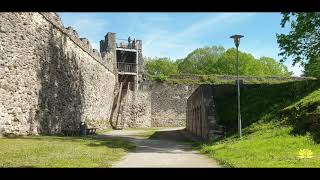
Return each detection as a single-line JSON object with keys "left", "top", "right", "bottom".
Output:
{"left": 230, "top": 34, "right": 244, "bottom": 47}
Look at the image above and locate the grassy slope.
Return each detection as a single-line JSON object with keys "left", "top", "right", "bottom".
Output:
{"left": 0, "top": 136, "right": 135, "bottom": 167}
{"left": 200, "top": 80, "right": 320, "bottom": 167}
{"left": 149, "top": 74, "right": 312, "bottom": 85}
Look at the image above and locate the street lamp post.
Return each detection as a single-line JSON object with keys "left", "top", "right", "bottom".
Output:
{"left": 230, "top": 34, "right": 244, "bottom": 139}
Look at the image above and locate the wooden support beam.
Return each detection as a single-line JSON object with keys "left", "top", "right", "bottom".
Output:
{"left": 114, "top": 82, "right": 123, "bottom": 128}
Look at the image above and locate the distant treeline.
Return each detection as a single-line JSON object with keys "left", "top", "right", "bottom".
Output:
{"left": 144, "top": 46, "right": 292, "bottom": 79}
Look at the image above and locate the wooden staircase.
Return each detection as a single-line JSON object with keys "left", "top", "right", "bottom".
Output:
{"left": 112, "top": 81, "right": 131, "bottom": 130}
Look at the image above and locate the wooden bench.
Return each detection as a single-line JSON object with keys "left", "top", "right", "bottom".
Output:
{"left": 86, "top": 128, "right": 98, "bottom": 135}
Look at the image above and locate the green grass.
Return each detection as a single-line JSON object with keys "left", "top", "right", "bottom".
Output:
{"left": 0, "top": 135, "right": 135, "bottom": 168}
{"left": 96, "top": 128, "right": 113, "bottom": 135}
{"left": 199, "top": 79, "right": 320, "bottom": 167}
{"left": 216, "top": 80, "right": 320, "bottom": 136}
{"left": 148, "top": 74, "right": 313, "bottom": 85}
{"left": 200, "top": 122, "right": 320, "bottom": 167}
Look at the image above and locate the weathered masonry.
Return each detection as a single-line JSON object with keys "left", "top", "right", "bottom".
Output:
{"left": 0, "top": 12, "right": 152, "bottom": 135}
{"left": 97, "top": 28, "right": 197, "bottom": 130}
{"left": 186, "top": 84, "right": 235, "bottom": 140}
{"left": 0, "top": 12, "right": 193, "bottom": 136}
{"left": 0, "top": 12, "right": 116, "bottom": 135}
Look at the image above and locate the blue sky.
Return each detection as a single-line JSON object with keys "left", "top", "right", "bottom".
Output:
{"left": 59, "top": 13, "right": 303, "bottom": 76}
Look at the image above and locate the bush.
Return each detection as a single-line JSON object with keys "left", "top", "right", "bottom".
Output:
{"left": 200, "top": 75, "right": 209, "bottom": 82}
{"left": 151, "top": 74, "right": 168, "bottom": 82}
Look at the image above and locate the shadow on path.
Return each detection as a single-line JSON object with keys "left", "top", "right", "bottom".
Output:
{"left": 103, "top": 128, "right": 220, "bottom": 167}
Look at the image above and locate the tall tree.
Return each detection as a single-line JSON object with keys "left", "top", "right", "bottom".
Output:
{"left": 144, "top": 46, "right": 291, "bottom": 77}
{"left": 214, "top": 48, "right": 290, "bottom": 76}
{"left": 304, "top": 56, "right": 320, "bottom": 78}
{"left": 177, "top": 46, "right": 225, "bottom": 74}
{"left": 144, "top": 57, "right": 178, "bottom": 76}
{"left": 276, "top": 12, "right": 320, "bottom": 65}
{"left": 258, "top": 57, "right": 292, "bottom": 76}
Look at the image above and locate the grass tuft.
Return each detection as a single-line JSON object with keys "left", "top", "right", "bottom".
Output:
{"left": 0, "top": 135, "right": 135, "bottom": 168}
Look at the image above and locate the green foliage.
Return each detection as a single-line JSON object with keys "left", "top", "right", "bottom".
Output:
{"left": 150, "top": 73, "right": 300, "bottom": 86}
{"left": 0, "top": 136, "right": 135, "bottom": 167}
{"left": 96, "top": 128, "right": 112, "bottom": 135}
{"left": 199, "top": 80, "right": 320, "bottom": 167}
{"left": 304, "top": 56, "right": 320, "bottom": 78}
{"left": 216, "top": 80, "right": 320, "bottom": 137}
{"left": 144, "top": 46, "right": 291, "bottom": 79}
{"left": 280, "top": 84, "right": 320, "bottom": 142}
{"left": 150, "top": 74, "right": 169, "bottom": 82}
{"left": 276, "top": 12, "right": 320, "bottom": 65}
{"left": 200, "top": 75, "right": 209, "bottom": 82}
{"left": 176, "top": 46, "right": 225, "bottom": 74}
{"left": 214, "top": 48, "right": 291, "bottom": 76}
{"left": 258, "top": 56, "right": 293, "bottom": 76}
{"left": 144, "top": 57, "right": 178, "bottom": 76}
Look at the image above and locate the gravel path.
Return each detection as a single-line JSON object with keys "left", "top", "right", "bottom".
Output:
{"left": 102, "top": 127, "right": 220, "bottom": 168}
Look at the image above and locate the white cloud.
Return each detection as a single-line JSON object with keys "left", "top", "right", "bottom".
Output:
{"left": 141, "top": 13, "right": 256, "bottom": 60}
{"left": 59, "top": 13, "right": 256, "bottom": 60}
{"left": 177, "top": 13, "right": 256, "bottom": 39}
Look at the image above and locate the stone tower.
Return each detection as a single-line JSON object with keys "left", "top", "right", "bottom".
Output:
{"left": 100, "top": 32, "right": 145, "bottom": 129}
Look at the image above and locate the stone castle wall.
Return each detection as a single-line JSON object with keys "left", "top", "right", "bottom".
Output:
{"left": 0, "top": 12, "right": 115, "bottom": 135}
{"left": 186, "top": 84, "right": 236, "bottom": 140}
{"left": 149, "top": 82, "right": 198, "bottom": 127}
{"left": 122, "top": 89, "right": 152, "bottom": 128}
{"left": 145, "top": 74, "right": 312, "bottom": 128}
{"left": 112, "top": 81, "right": 196, "bottom": 129}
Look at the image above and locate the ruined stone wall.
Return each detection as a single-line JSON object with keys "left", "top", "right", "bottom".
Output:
{"left": 115, "top": 81, "right": 194, "bottom": 128}
{"left": 186, "top": 85, "right": 213, "bottom": 139}
{"left": 122, "top": 89, "right": 151, "bottom": 128}
{"left": 186, "top": 84, "right": 235, "bottom": 140}
{"left": 0, "top": 12, "right": 115, "bottom": 135}
{"left": 149, "top": 82, "right": 198, "bottom": 127}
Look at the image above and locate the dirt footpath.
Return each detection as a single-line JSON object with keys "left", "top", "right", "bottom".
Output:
{"left": 102, "top": 127, "right": 220, "bottom": 168}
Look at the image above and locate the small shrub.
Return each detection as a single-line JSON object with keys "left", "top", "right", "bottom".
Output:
{"left": 151, "top": 74, "right": 168, "bottom": 82}
{"left": 208, "top": 75, "right": 218, "bottom": 83}
{"left": 200, "top": 75, "right": 209, "bottom": 82}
